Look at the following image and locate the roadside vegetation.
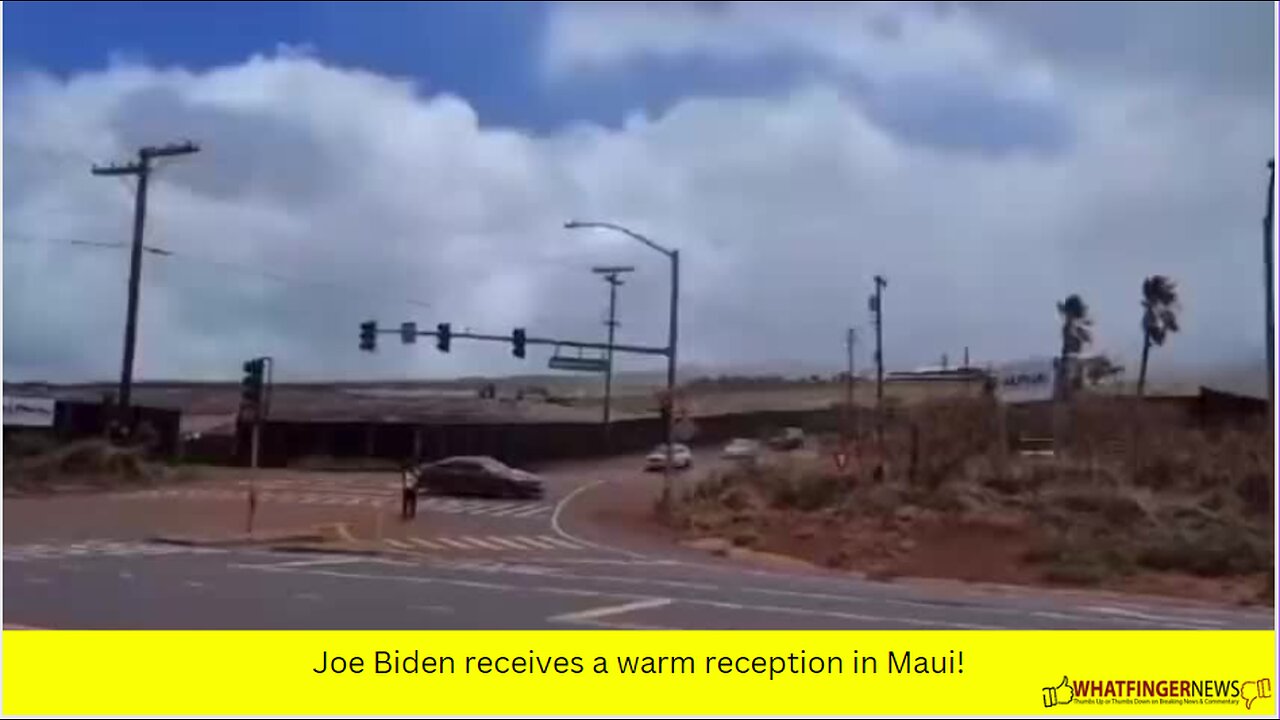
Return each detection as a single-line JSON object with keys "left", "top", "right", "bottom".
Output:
{"left": 3, "top": 433, "right": 191, "bottom": 494}
{"left": 668, "top": 396, "right": 1273, "bottom": 605}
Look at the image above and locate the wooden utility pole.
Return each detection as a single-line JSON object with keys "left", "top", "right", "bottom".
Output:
{"left": 871, "top": 275, "right": 887, "bottom": 406}
{"left": 594, "top": 266, "right": 634, "bottom": 446}
{"left": 92, "top": 141, "right": 199, "bottom": 435}
{"left": 844, "top": 328, "right": 857, "bottom": 436}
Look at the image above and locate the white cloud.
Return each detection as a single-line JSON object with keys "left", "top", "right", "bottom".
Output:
{"left": 2, "top": 17, "right": 1272, "bottom": 386}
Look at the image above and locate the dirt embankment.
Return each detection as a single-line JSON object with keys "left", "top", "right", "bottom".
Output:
{"left": 664, "top": 398, "right": 1274, "bottom": 607}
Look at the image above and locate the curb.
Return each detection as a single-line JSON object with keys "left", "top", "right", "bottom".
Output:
{"left": 149, "top": 522, "right": 351, "bottom": 549}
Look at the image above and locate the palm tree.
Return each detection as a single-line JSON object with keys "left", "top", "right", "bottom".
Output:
{"left": 1057, "top": 294, "right": 1093, "bottom": 400}
{"left": 1137, "top": 275, "right": 1180, "bottom": 397}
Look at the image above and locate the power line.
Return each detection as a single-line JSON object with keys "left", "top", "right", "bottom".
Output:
{"left": 3, "top": 232, "right": 432, "bottom": 309}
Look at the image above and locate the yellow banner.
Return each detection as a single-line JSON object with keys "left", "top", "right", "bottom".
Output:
{"left": 3, "top": 630, "right": 1276, "bottom": 716}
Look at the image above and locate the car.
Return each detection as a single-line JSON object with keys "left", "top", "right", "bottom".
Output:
{"left": 721, "top": 438, "right": 761, "bottom": 464}
{"left": 768, "top": 427, "right": 806, "bottom": 451}
{"left": 645, "top": 443, "right": 693, "bottom": 471}
{"left": 412, "top": 456, "right": 544, "bottom": 499}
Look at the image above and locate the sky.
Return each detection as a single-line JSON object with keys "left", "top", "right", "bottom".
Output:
{"left": 2, "top": 1, "right": 1276, "bottom": 385}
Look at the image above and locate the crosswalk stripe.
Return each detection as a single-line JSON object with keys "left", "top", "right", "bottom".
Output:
{"left": 454, "top": 501, "right": 491, "bottom": 513}
{"left": 384, "top": 539, "right": 412, "bottom": 550}
{"left": 485, "top": 504, "right": 529, "bottom": 517}
{"left": 485, "top": 536, "right": 532, "bottom": 550}
{"left": 510, "top": 505, "right": 551, "bottom": 518}
{"left": 535, "top": 536, "right": 583, "bottom": 550}
{"left": 436, "top": 537, "right": 475, "bottom": 550}
{"left": 458, "top": 536, "right": 504, "bottom": 551}
{"left": 512, "top": 535, "right": 558, "bottom": 550}
{"left": 410, "top": 538, "right": 445, "bottom": 550}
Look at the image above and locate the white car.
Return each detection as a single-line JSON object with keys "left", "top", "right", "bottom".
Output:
{"left": 721, "top": 438, "right": 761, "bottom": 463}
{"left": 645, "top": 443, "right": 693, "bottom": 471}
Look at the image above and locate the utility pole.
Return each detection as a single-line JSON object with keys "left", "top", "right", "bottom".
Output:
{"left": 92, "top": 141, "right": 200, "bottom": 436}
{"left": 594, "top": 266, "right": 634, "bottom": 445}
{"left": 1266, "top": 159, "right": 1275, "bottom": 407}
{"left": 844, "top": 328, "right": 857, "bottom": 437}
{"left": 870, "top": 275, "right": 888, "bottom": 466}
{"left": 870, "top": 275, "right": 887, "bottom": 407}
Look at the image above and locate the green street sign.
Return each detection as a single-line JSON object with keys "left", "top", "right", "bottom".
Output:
{"left": 548, "top": 356, "right": 609, "bottom": 373}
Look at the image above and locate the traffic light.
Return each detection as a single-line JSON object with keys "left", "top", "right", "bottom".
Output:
{"left": 512, "top": 328, "right": 526, "bottom": 359}
{"left": 359, "top": 321, "right": 377, "bottom": 352}
{"left": 436, "top": 323, "right": 451, "bottom": 353}
{"left": 241, "top": 358, "right": 265, "bottom": 408}
{"left": 400, "top": 321, "right": 417, "bottom": 344}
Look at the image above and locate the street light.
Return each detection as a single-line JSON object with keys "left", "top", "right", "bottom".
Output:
{"left": 567, "top": 220, "right": 681, "bottom": 509}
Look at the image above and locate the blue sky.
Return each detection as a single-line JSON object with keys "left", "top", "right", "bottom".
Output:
{"left": 2, "top": 2, "right": 1274, "bottom": 384}
{"left": 4, "top": 1, "right": 806, "bottom": 134}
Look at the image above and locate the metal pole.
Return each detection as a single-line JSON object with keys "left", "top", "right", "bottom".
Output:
{"left": 663, "top": 249, "right": 680, "bottom": 508}
{"left": 1266, "top": 159, "right": 1275, "bottom": 407}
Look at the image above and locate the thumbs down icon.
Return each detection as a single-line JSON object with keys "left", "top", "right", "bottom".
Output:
{"left": 1241, "top": 678, "right": 1271, "bottom": 710}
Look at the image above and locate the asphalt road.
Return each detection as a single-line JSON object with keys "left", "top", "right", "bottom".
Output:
{"left": 3, "top": 453, "right": 1274, "bottom": 630}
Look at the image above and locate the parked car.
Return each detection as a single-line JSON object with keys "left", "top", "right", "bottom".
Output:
{"left": 768, "top": 427, "right": 806, "bottom": 451}
{"left": 721, "top": 438, "right": 761, "bottom": 464}
{"left": 645, "top": 443, "right": 693, "bottom": 471}
{"left": 412, "top": 456, "right": 544, "bottom": 499}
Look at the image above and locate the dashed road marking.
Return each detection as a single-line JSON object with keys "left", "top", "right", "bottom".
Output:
{"left": 550, "top": 598, "right": 674, "bottom": 624}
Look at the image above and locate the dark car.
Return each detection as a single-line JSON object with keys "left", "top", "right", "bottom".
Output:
{"left": 413, "top": 456, "right": 544, "bottom": 500}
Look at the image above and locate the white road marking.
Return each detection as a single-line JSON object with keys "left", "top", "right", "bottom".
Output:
{"left": 458, "top": 536, "right": 504, "bottom": 551}
{"left": 410, "top": 538, "right": 445, "bottom": 550}
{"left": 1083, "top": 605, "right": 1228, "bottom": 629}
{"left": 535, "top": 535, "right": 582, "bottom": 550}
{"left": 550, "top": 479, "right": 644, "bottom": 559}
{"left": 436, "top": 537, "right": 476, "bottom": 550}
{"left": 487, "top": 504, "right": 531, "bottom": 517}
{"left": 385, "top": 539, "right": 413, "bottom": 550}
{"left": 264, "top": 557, "right": 372, "bottom": 569}
{"left": 185, "top": 581, "right": 205, "bottom": 588}
{"left": 549, "top": 598, "right": 673, "bottom": 624}
{"left": 485, "top": 536, "right": 532, "bottom": 551}
{"left": 409, "top": 604, "right": 454, "bottom": 614}
{"left": 512, "top": 536, "right": 558, "bottom": 550}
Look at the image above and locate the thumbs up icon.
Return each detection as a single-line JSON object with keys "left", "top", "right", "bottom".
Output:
{"left": 1043, "top": 676, "right": 1074, "bottom": 708}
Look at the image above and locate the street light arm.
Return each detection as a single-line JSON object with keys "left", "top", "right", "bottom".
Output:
{"left": 564, "top": 220, "right": 673, "bottom": 257}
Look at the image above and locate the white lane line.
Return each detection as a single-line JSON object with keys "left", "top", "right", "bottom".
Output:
{"left": 550, "top": 598, "right": 674, "bottom": 624}
{"left": 409, "top": 604, "right": 455, "bottom": 614}
{"left": 262, "top": 557, "right": 373, "bottom": 569}
{"left": 550, "top": 479, "right": 644, "bottom": 559}
{"left": 512, "top": 536, "right": 558, "bottom": 550}
{"left": 410, "top": 538, "right": 446, "bottom": 550}
{"left": 436, "top": 537, "right": 476, "bottom": 550}
{"left": 458, "top": 536, "right": 504, "bottom": 551}
{"left": 536, "top": 536, "right": 583, "bottom": 550}
{"left": 1082, "top": 605, "right": 1228, "bottom": 628}
{"left": 485, "top": 536, "right": 532, "bottom": 551}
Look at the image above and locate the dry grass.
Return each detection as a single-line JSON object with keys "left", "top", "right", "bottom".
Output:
{"left": 3, "top": 438, "right": 174, "bottom": 491}
{"left": 672, "top": 396, "right": 1274, "bottom": 596}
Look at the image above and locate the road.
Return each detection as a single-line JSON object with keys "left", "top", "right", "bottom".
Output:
{"left": 3, "top": 454, "right": 1273, "bottom": 630}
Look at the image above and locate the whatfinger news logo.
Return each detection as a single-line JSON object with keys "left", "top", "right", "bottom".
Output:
{"left": 1042, "top": 676, "right": 1273, "bottom": 710}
